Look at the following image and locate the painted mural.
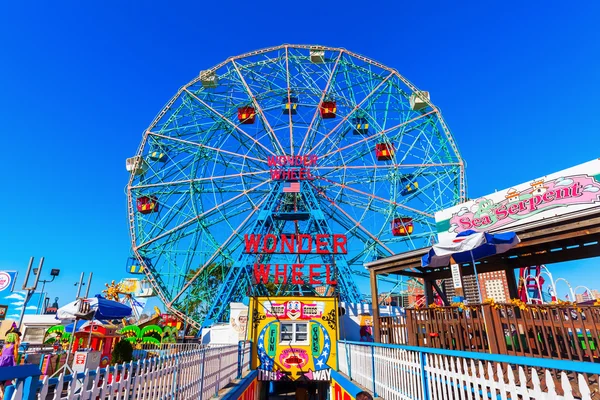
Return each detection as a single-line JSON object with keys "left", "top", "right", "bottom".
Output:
{"left": 248, "top": 296, "right": 338, "bottom": 382}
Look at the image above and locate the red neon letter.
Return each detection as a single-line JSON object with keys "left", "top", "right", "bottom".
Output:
{"left": 326, "top": 264, "right": 337, "bottom": 285}
{"left": 309, "top": 264, "right": 322, "bottom": 284}
{"left": 297, "top": 234, "right": 312, "bottom": 254}
{"left": 244, "top": 234, "right": 261, "bottom": 253}
{"left": 333, "top": 234, "right": 347, "bottom": 254}
{"left": 263, "top": 234, "right": 277, "bottom": 253}
{"left": 315, "top": 234, "right": 329, "bottom": 254}
{"left": 253, "top": 264, "right": 270, "bottom": 284}
{"left": 292, "top": 264, "right": 304, "bottom": 284}
{"left": 274, "top": 264, "right": 287, "bottom": 284}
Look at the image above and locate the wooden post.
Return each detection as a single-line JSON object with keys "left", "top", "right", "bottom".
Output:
{"left": 504, "top": 266, "right": 519, "bottom": 301}
{"left": 482, "top": 304, "right": 500, "bottom": 354}
{"left": 370, "top": 269, "right": 381, "bottom": 342}
{"left": 424, "top": 280, "right": 434, "bottom": 305}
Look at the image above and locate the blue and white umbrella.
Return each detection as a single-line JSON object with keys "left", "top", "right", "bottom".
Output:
{"left": 422, "top": 230, "right": 520, "bottom": 269}
{"left": 422, "top": 230, "right": 520, "bottom": 302}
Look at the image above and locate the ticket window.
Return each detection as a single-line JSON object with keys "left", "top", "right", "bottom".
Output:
{"left": 280, "top": 322, "right": 308, "bottom": 344}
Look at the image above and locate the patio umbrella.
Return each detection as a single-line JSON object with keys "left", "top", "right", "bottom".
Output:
{"left": 422, "top": 230, "right": 520, "bottom": 268}
{"left": 421, "top": 230, "right": 521, "bottom": 302}
{"left": 57, "top": 295, "right": 132, "bottom": 320}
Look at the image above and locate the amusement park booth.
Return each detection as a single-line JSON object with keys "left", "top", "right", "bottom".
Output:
{"left": 366, "top": 158, "right": 600, "bottom": 361}
{"left": 72, "top": 321, "right": 121, "bottom": 368}
{"left": 247, "top": 296, "right": 339, "bottom": 399}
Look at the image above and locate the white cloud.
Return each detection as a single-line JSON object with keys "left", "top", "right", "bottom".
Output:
{"left": 554, "top": 177, "right": 573, "bottom": 187}
{"left": 25, "top": 306, "right": 38, "bottom": 310}
{"left": 457, "top": 207, "right": 469, "bottom": 217}
{"left": 583, "top": 185, "right": 600, "bottom": 193}
{"left": 10, "top": 301, "right": 24, "bottom": 307}
{"left": 4, "top": 293, "right": 24, "bottom": 300}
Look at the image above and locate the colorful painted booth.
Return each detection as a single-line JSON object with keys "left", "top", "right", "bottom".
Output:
{"left": 247, "top": 296, "right": 339, "bottom": 399}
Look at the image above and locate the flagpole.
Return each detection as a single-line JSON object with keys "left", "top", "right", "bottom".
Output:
{"left": 470, "top": 251, "right": 492, "bottom": 354}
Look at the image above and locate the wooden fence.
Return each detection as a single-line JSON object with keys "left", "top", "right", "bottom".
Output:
{"left": 396, "top": 303, "right": 600, "bottom": 361}
{"left": 338, "top": 340, "right": 599, "bottom": 400}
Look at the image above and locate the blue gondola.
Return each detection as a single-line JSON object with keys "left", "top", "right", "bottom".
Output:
{"left": 400, "top": 176, "right": 419, "bottom": 196}
{"left": 126, "top": 257, "right": 152, "bottom": 274}
{"left": 282, "top": 96, "right": 298, "bottom": 115}
{"left": 352, "top": 117, "right": 369, "bottom": 134}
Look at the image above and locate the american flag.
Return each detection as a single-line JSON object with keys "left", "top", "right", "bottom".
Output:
{"left": 283, "top": 182, "right": 300, "bottom": 193}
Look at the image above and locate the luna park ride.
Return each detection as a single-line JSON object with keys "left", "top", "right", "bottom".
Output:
{"left": 125, "top": 44, "right": 466, "bottom": 333}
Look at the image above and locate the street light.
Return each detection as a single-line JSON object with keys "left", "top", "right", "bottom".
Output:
{"left": 34, "top": 268, "right": 60, "bottom": 314}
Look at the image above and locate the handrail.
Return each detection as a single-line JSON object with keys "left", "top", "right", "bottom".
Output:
{"left": 339, "top": 339, "right": 600, "bottom": 375}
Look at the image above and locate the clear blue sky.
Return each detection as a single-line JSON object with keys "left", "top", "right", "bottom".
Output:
{"left": 1, "top": 1, "right": 599, "bottom": 307}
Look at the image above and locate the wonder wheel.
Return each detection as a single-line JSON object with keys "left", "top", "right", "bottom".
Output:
{"left": 126, "top": 45, "right": 465, "bottom": 330}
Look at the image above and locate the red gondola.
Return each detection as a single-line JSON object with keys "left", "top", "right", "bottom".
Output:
{"left": 319, "top": 101, "right": 336, "bottom": 119}
{"left": 391, "top": 218, "right": 413, "bottom": 236}
{"left": 237, "top": 106, "right": 256, "bottom": 124}
{"left": 137, "top": 196, "right": 159, "bottom": 214}
{"left": 376, "top": 143, "right": 394, "bottom": 161}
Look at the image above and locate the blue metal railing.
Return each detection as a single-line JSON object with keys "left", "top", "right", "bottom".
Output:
{"left": 338, "top": 340, "right": 600, "bottom": 400}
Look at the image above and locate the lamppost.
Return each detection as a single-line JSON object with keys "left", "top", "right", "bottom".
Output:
{"left": 35, "top": 268, "right": 60, "bottom": 314}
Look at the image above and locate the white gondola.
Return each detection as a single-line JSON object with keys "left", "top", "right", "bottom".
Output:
{"left": 310, "top": 47, "right": 325, "bottom": 63}
{"left": 409, "top": 91, "right": 430, "bottom": 111}
{"left": 199, "top": 70, "right": 218, "bottom": 88}
{"left": 126, "top": 156, "right": 147, "bottom": 175}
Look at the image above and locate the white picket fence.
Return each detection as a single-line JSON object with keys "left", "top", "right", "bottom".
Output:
{"left": 339, "top": 341, "right": 598, "bottom": 400}
{"left": 9, "top": 343, "right": 249, "bottom": 400}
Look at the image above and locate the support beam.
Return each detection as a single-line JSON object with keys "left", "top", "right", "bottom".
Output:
{"left": 370, "top": 269, "right": 381, "bottom": 342}
{"left": 432, "top": 280, "right": 449, "bottom": 306}
{"left": 423, "top": 279, "right": 434, "bottom": 306}
{"left": 504, "top": 267, "right": 519, "bottom": 301}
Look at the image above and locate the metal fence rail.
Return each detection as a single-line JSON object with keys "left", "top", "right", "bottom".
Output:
{"left": 7, "top": 341, "right": 252, "bottom": 400}
{"left": 339, "top": 340, "right": 599, "bottom": 400}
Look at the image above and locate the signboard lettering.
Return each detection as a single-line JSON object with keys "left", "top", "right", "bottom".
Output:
{"left": 435, "top": 160, "right": 600, "bottom": 241}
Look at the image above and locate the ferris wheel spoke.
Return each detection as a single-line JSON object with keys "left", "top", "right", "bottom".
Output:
{"left": 184, "top": 88, "right": 277, "bottom": 157}
{"left": 313, "top": 186, "right": 395, "bottom": 255}
{"left": 136, "top": 179, "right": 271, "bottom": 251}
{"left": 149, "top": 132, "right": 267, "bottom": 168}
{"left": 168, "top": 195, "right": 269, "bottom": 306}
{"left": 284, "top": 46, "right": 294, "bottom": 156}
{"left": 230, "top": 59, "right": 286, "bottom": 155}
{"left": 298, "top": 50, "right": 344, "bottom": 156}
{"left": 130, "top": 170, "right": 270, "bottom": 190}
{"left": 305, "top": 71, "right": 394, "bottom": 156}
{"left": 319, "top": 110, "right": 436, "bottom": 161}
{"left": 315, "top": 175, "right": 433, "bottom": 219}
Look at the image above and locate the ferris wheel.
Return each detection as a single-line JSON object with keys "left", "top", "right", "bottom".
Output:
{"left": 126, "top": 45, "right": 465, "bottom": 330}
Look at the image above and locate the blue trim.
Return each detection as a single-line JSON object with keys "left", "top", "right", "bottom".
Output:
{"left": 420, "top": 352, "right": 430, "bottom": 400}
{"left": 370, "top": 345, "right": 377, "bottom": 396}
{"left": 330, "top": 370, "right": 365, "bottom": 398}
{"left": 339, "top": 340, "right": 600, "bottom": 375}
{"left": 221, "top": 370, "right": 258, "bottom": 400}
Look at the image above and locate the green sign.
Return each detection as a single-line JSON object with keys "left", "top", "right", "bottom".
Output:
{"left": 267, "top": 324, "right": 278, "bottom": 357}
{"left": 311, "top": 323, "right": 320, "bottom": 356}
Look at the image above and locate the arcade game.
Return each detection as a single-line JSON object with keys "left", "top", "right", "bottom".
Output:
{"left": 247, "top": 296, "right": 339, "bottom": 399}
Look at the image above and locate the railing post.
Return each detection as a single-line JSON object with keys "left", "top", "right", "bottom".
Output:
{"left": 215, "top": 350, "right": 222, "bottom": 397}
{"left": 420, "top": 351, "right": 430, "bottom": 400}
{"left": 237, "top": 341, "right": 243, "bottom": 379}
{"left": 198, "top": 349, "right": 207, "bottom": 400}
{"left": 171, "top": 354, "right": 180, "bottom": 398}
{"left": 371, "top": 344, "right": 377, "bottom": 397}
{"left": 346, "top": 342, "right": 352, "bottom": 380}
